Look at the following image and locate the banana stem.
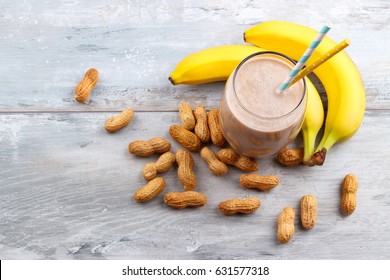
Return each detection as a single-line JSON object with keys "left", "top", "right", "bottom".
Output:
{"left": 309, "top": 135, "right": 337, "bottom": 166}
{"left": 168, "top": 77, "right": 176, "bottom": 85}
{"left": 310, "top": 148, "right": 328, "bottom": 166}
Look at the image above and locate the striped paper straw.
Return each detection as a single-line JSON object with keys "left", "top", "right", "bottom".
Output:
{"left": 291, "top": 39, "right": 350, "bottom": 85}
{"left": 278, "top": 22, "right": 332, "bottom": 92}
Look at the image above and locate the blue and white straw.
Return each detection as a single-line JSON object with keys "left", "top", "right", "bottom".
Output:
{"left": 278, "top": 22, "right": 332, "bottom": 92}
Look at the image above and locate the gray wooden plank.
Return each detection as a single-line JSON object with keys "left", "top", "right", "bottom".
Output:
{"left": 0, "top": 0, "right": 389, "bottom": 111}
{"left": 0, "top": 110, "right": 389, "bottom": 259}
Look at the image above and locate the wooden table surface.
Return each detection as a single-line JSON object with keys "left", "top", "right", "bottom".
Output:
{"left": 1, "top": 0, "right": 389, "bottom": 260}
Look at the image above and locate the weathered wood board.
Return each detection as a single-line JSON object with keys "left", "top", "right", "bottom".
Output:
{"left": 0, "top": 111, "right": 389, "bottom": 259}
{"left": 0, "top": 0, "right": 389, "bottom": 259}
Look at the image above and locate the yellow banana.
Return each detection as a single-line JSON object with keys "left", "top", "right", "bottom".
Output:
{"left": 302, "top": 78, "right": 324, "bottom": 165}
{"left": 244, "top": 20, "right": 366, "bottom": 165}
{"left": 169, "top": 45, "right": 266, "bottom": 85}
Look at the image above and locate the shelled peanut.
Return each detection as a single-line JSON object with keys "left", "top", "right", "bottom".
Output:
{"left": 207, "top": 109, "right": 225, "bottom": 147}
{"left": 169, "top": 124, "right": 201, "bottom": 152}
{"left": 142, "top": 152, "right": 176, "bottom": 181}
{"left": 176, "top": 149, "right": 196, "bottom": 191}
{"left": 200, "top": 147, "right": 228, "bottom": 176}
{"left": 277, "top": 207, "right": 295, "bottom": 243}
{"left": 104, "top": 108, "right": 134, "bottom": 133}
{"left": 128, "top": 137, "right": 171, "bottom": 157}
{"left": 300, "top": 195, "right": 317, "bottom": 230}
{"left": 341, "top": 174, "right": 358, "bottom": 215}
{"left": 218, "top": 148, "right": 258, "bottom": 172}
{"left": 164, "top": 191, "right": 207, "bottom": 209}
{"left": 179, "top": 102, "right": 196, "bottom": 131}
{"left": 240, "top": 174, "right": 279, "bottom": 191}
{"left": 219, "top": 197, "right": 260, "bottom": 215}
{"left": 277, "top": 147, "right": 304, "bottom": 166}
{"left": 133, "top": 177, "right": 166, "bottom": 203}
{"left": 74, "top": 68, "right": 99, "bottom": 103}
{"left": 194, "top": 105, "right": 210, "bottom": 143}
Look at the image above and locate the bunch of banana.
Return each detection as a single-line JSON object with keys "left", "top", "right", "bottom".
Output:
{"left": 244, "top": 21, "right": 365, "bottom": 165}
{"left": 169, "top": 21, "right": 365, "bottom": 166}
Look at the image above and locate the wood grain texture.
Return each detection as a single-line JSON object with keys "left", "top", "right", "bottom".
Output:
{"left": 0, "top": 0, "right": 388, "bottom": 111}
{"left": 0, "top": 0, "right": 389, "bottom": 260}
{"left": 0, "top": 111, "right": 389, "bottom": 259}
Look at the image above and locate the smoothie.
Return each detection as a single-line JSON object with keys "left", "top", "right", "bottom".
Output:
{"left": 219, "top": 52, "right": 307, "bottom": 158}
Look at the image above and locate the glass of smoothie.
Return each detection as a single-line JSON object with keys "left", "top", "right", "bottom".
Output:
{"left": 219, "top": 51, "right": 307, "bottom": 158}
